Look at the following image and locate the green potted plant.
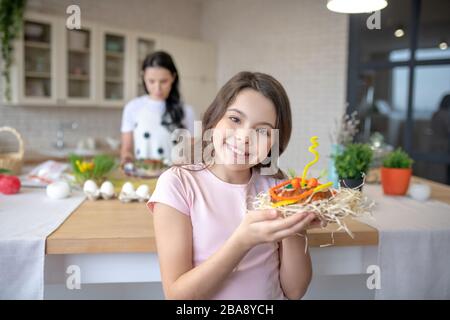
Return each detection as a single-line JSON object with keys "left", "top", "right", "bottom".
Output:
{"left": 328, "top": 111, "right": 360, "bottom": 187}
{"left": 334, "top": 143, "right": 373, "bottom": 190}
{"left": 0, "top": 0, "right": 27, "bottom": 101}
{"left": 69, "top": 154, "right": 116, "bottom": 185}
{"left": 381, "top": 148, "right": 413, "bottom": 195}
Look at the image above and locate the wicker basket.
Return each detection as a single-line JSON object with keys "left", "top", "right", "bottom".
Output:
{"left": 0, "top": 127, "right": 24, "bottom": 175}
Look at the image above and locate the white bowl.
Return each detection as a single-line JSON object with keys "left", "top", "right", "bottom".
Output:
{"left": 408, "top": 183, "right": 431, "bottom": 202}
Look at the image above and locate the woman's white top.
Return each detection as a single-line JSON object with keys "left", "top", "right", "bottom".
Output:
{"left": 121, "top": 95, "right": 196, "bottom": 160}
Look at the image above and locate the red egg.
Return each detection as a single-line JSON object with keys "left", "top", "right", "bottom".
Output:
{"left": 0, "top": 175, "right": 21, "bottom": 195}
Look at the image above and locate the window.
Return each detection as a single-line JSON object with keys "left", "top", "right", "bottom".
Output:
{"left": 347, "top": 0, "right": 450, "bottom": 184}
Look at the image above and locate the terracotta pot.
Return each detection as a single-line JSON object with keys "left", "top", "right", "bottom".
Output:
{"left": 381, "top": 167, "right": 412, "bottom": 195}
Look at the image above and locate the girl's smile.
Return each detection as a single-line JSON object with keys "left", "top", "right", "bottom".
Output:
{"left": 225, "top": 141, "right": 249, "bottom": 157}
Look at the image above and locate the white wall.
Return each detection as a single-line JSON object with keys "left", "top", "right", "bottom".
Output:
{"left": 201, "top": 0, "right": 349, "bottom": 172}
{"left": 26, "top": 0, "right": 203, "bottom": 39}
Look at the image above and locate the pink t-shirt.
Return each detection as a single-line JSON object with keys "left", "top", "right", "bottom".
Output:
{"left": 147, "top": 165, "right": 286, "bottom": 300}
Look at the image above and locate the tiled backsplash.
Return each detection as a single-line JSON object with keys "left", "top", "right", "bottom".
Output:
{"left": 0, "top": 105, "right": 122, "bottom": 158}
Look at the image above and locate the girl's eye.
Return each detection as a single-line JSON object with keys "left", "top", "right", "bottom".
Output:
{"left": 229, "top": 116, "right": 240, "bottom": 123}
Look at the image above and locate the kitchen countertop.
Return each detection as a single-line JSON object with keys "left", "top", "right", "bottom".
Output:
{"left": 45, "top": 176, "right": 450, "bottom": 255}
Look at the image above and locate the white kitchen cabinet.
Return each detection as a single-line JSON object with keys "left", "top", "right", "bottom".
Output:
{"left": 129, "top": 33, "right": 160, "bottom": 97}
{"left": 7, "top": 12, "right": 60, "bottom": 105}
{"left": 60, "top": 21, "right": 98, "bottom": 106}
{"left": 180, "top": 77, "right": 217, "bottom": 117}
{"left": 98, "top": 27, "right": 133, "bottom": 107}
{"left": 129, "top": 32, "right": 218, "bottom": 115}
{"left": 3, "top": 12, "right": 216, "bottom": 110}
{"left": 158, "top": 35, "right": 217, "bottom": 115}
{"left": 43, "top": 246, "right": 378, "bottom": 299}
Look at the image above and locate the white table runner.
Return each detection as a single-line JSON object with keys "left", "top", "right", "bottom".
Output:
{"left": 359, "top": 185, "right": 450, "bottom": 299}
{"left": 0, "top": 187, "right": 85, "bottom": 299}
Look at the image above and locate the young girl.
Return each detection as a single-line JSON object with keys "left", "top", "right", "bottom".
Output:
{"left": 147, "top": 71, "right": 318, "bottom": 300}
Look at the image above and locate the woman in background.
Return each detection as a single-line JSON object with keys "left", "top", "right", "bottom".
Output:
{"left": 120, "top": 51, "right": 195, "bottom": 165}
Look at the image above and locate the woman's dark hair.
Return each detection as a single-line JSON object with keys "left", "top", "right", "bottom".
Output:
{"left": 439, "top": 94, "right": 450, "bottom": 110}
{"left": 201, "top": 71, "right": 292, "bottom": 179}
{"left": 142, "top": 51, "right": 185, "bottom": 131}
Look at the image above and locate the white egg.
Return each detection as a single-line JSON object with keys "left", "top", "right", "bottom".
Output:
{"left": 83, "top": 179, "right": 100, "bottom": 200}
{"left": 136, "top": 184, "right": 150, "bottom": 200}
{"left": 46, "top": 181, "right": 71, "bottom": 199}
{"left": 100, "top": 181, "right": 115, "bottom": 199}
{"left": 121, "top": 182, "right": 135, "bottom": 194}
{"left": 83, "top": 180, "right": 98, "bottom": 193}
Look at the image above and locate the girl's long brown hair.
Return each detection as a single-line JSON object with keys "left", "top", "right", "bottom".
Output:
{"left": 197, "top": 71, "right": 292, "bottom": 179}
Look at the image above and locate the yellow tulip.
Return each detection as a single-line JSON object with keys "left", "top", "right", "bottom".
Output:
{"left": 76, "top": 160, "right": 95, "bottom": 173}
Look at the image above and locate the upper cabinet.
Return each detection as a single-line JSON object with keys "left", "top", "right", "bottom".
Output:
{"left": 4, "top": 12, "right": 216, "bottom": 110}
{"left": 62, "top": 22, "right": 97, "bottom": 106}
{"left": 99, "top": 28, "right": 131, "bottom": 107}
{"left": 10, "top": 13, "right": 60, "bottom": 105}
{"left": 133, "top": 34, "right": 158, "bottom": 96}
{"left": 159, "top": 35, "right": 217, "bottom": 116}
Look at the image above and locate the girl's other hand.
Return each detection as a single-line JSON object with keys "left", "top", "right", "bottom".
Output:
{"left": 233, "top": 209, "right": 317, "bottom": 250}
{"left": 307, "top": 216, "right": 327, "bottom": 230}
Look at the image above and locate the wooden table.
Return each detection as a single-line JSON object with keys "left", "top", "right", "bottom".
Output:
{"left": 43, "top": 176, "right": 450, "bottom": 299}
{"left": 46, "top": 177, "right": 450, "bottom": 254}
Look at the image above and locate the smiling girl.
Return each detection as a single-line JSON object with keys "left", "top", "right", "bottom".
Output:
{"left": 147, "top": 71, "right": 318, "bottom": 300}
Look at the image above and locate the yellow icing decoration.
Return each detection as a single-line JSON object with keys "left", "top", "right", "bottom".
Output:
{"left": 301, "top": 136, "right": 319, "bottom": 186}
{"left": 271, "top": 199, "right": 299, "bottom": 208}
{"left": 312, "top": 182, "right": 333, "bottom": 193}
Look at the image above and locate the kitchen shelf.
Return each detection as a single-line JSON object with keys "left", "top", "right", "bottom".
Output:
{"left": 25, "top": 71, "right": 51, "bottom": 78}
{"left": 69, "top": 48, "right": 90, "bottom": 54}
{"left": 69, "top": 74, "right": 90, "bottom": 81}
{"left": 105, "top": 51, "right": 124, "bottom": 58}
{"left": 25, "top": 41, "right": 50, "bottom": 49}
{"left": 105, "top": 77, "right": 123, "bottom": 83}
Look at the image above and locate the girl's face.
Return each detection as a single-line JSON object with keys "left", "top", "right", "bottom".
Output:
{"left": 212, "top": 88, "right": 277, "bottom": 172}
{"left": 143, "top": 67, "right": 175, "bottom": 101}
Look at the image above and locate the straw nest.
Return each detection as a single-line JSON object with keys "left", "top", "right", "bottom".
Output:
{"left": 251, "top": 187, "right": 375, "bottom": 244}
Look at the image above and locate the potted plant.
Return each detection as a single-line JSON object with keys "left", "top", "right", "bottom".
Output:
{"left": 381, "top": 148, "right": 413, "bottom": 195}
{"left": 334, "top": 143, "right": 373, "bottom": 190}
{"left": 328, "top": 111, "right": 360, "bottom": 188}
{"left": 0, "top": 0, "right": 27, "bottom": 101}
{"left": 69, "top": 154, "right": 116, "bottom": 186}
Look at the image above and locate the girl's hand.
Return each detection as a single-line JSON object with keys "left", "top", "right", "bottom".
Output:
{"left": 307, "top": 216, "right": 327, "bottom": 230}
{"left": 233, "top": 209, "right": 317, "bottom": 251}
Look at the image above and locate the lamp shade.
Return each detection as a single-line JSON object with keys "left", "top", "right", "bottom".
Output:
{"left": 327, "top": 0, "right": 388, "bottom": 13}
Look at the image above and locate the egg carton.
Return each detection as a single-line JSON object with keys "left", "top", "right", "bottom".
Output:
{"left": 83, "top": 180, "right": 150, "bottom": 202}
